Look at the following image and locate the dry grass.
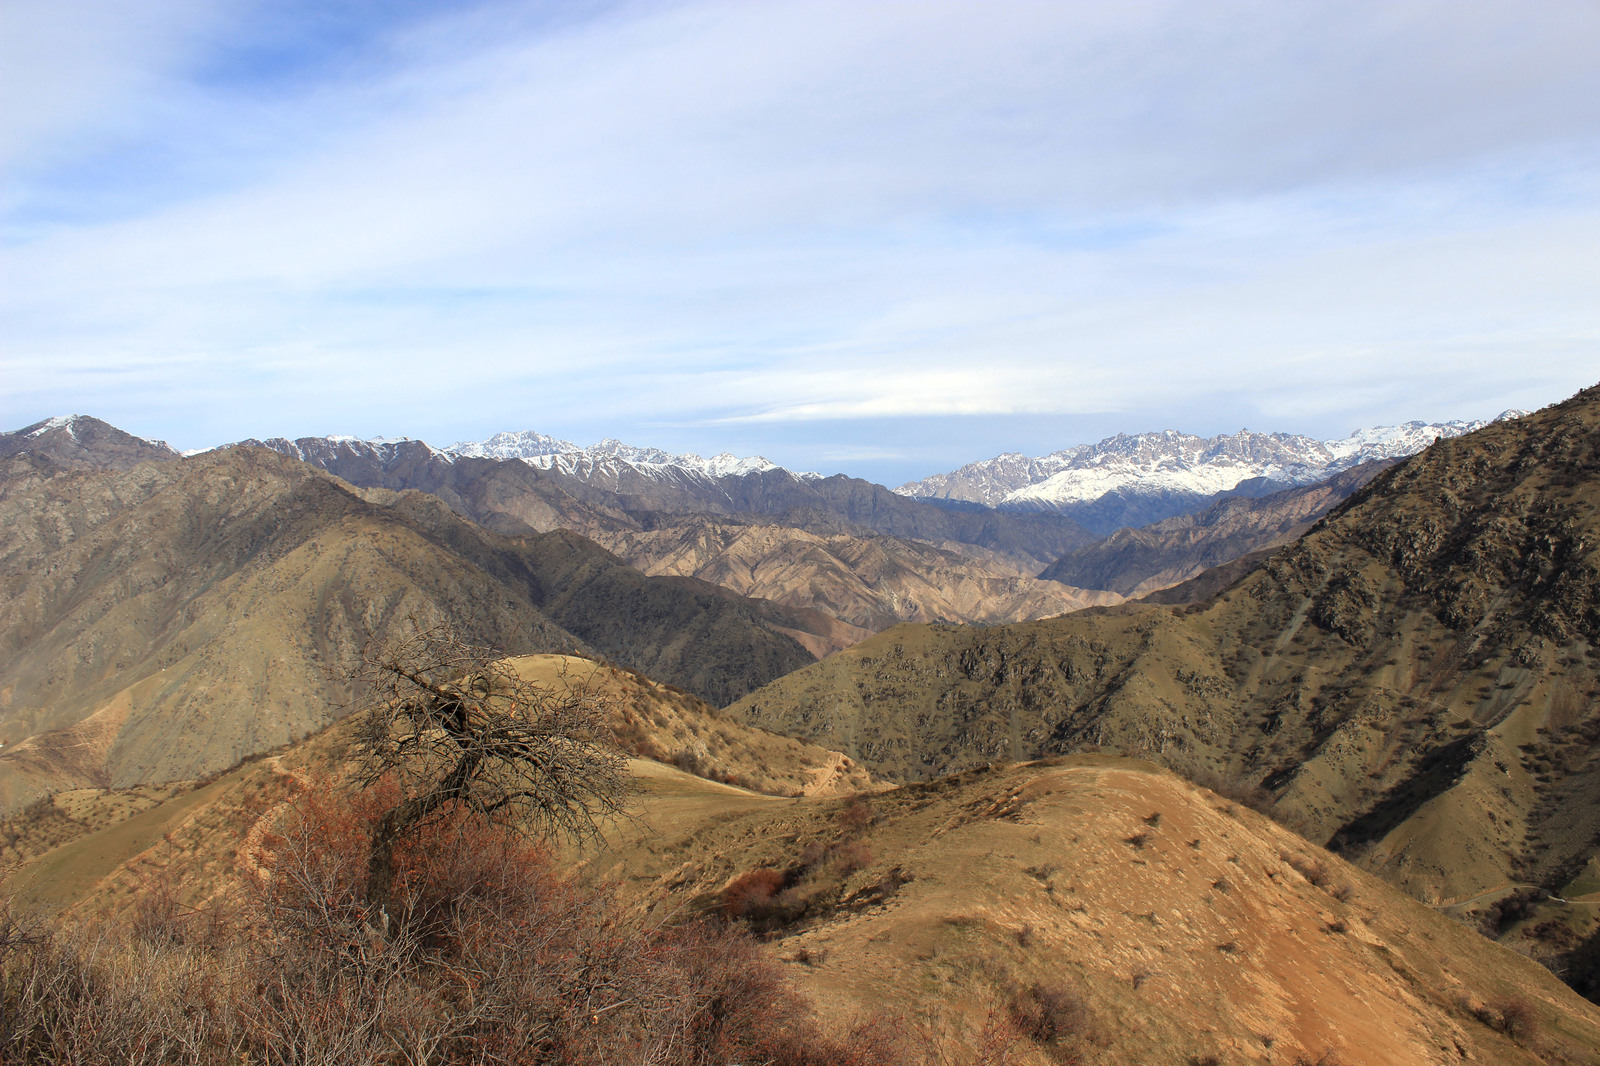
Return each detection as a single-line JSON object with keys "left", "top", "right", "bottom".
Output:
{"left": 0, "top": 783, "right": 917, "bottom": 1066}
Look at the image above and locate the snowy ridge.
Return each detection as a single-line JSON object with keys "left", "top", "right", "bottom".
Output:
{"left": 445, "top": 430, "right": 578, "bottom": 461}
{"left": 898, "top": 412, "right": 1529, "bottom": 510}
{"left": 236, "top": 428, "right": 809, "bottom": 482}
{"left": 445, "top": 432, "right": 808, "bottom": 480}
{"left": 245, "top": 435, "right": 452, "bottom": 463}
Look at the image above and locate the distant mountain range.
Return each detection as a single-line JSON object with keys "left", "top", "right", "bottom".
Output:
{"left": 3, "top": 411, "right": 1520, "bottom": 629}
{"left": 249, "top": 415, "right": 1528, "bottom": 538}
{"left": 8, "top": 412, "right": 1516, "bottom": 537}
{"left": 896, "top": 415, "right": 1528, "bottom": 533}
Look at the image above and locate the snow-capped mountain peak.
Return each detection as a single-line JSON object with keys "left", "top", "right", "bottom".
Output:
{"left": 897, "top": 412, "right": 1530, "bottom": 513}
{"left": 10, "top": 414, "right": 177, "bottom": 454}
{"left": 445, "top": 430, "right": 578, "bottom": 461}
{"left": 443, "top": 431, "right": 803, "bottom": 480}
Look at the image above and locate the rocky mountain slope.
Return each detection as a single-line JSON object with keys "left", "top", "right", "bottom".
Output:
{"left": 0, "top": 446, "right": 826, "bottom": 810}
{"left": 238, "top": 435, "right": 638, "bottom": 537}
{"left": 899, "top": 416, "right": 1522, "bottom": 533}
{"left": 727, "top": 389, "right": 1600, "bottom": 918}
{"left": 587, "top": 516, "right": 1119, "bottom": 634}
{"left": 1039, "top": 459, "right": 1396, "bottom": 596}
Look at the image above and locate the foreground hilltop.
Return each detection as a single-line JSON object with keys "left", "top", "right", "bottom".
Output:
{"left": 11, "top": 735, "right": 1595, "bottom": 1065}
{"left": 611, "top": 755, "right": 1600, "bottom": 1064}
{"left": 0, "top": 652, "right": 876, "bottom": 918}
{"left": 729, "top": 385, "right": 1600, "bottom": 913}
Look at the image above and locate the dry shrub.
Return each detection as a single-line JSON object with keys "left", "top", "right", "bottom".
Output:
{"left": 1282, "top": 851, "right": 1331, "bottom": 888}
{"left": 837, "top": 797, "right": 878, "bottom": 834}
{"left": 0, "top": 780, "right": 914, "bottom": 1066}
{"left": 723, "top": 868, "right": 788, "bottom": 920}
{"left": 1480, "top": 886, "right": 1543, "bottom": 936}
{"left": 1181, "top": 766, "right": 1277, "bottom": 816}
{"left": 1010, "top": 981, "right": 1100, "bottom": 1049}
{"left": 831, "top": 840, "right": 876, "bottom": 877}
{"left": 1489, "top": 995, "right": 1540, "bottom": 1042}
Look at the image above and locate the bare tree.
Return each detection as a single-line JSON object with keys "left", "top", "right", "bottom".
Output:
{"left": 348, "top": 621, "right": 629, "bottom": 914}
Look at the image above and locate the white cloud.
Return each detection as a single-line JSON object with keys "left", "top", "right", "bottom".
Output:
{"left": 3, "top": 0, "right": 1599, "bottom": 468}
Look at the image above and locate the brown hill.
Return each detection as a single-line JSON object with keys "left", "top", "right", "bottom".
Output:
{"left": 243, "top": 436, "right": 1121, "bottom": 642}
{"left": 16, "top": 745, "right": 1597, "bottom": 1065}
{"left": 725, "top": 387, "right": 1600, "bottom": 917}
{"left": 515, "top": 460, "right": 1105, "bottom": 571}
{"left": 243, "top": 436, "right": 639, "bottom": 538}
{"left": 1039, "top": 459, "right": 1396, "bottom": 596}
{"left": 4, "top": 421, "right": 1115, "bottom": 650}
{"left": 0, "top": 448, "right": 825, "bottom": 809}
{"left": 605, "top": 756, "right": 1600, "bottom": 1065}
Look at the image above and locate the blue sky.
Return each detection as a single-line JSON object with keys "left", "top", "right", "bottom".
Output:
{"left": 3, "top": 0, "right": 1599, "bottom": 485}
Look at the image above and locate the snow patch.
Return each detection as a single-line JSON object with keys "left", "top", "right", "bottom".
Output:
{"left": 27, "top": 415, "right": 80, "bottom": 439}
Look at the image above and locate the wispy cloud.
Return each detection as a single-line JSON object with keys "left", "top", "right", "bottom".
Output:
{"left": 3, "top": 0, "right": 1598, "bottom": 478}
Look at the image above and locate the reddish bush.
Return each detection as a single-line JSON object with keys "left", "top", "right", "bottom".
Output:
{"left": 250, "top": 778, "right": 915, "bottom": 1064}
{"left": 1011, "top": 981, "right": 1094, "bottom": 1044}
{"left": 723, "top": 868, "right": 787, "bottom": 920}
{"left": 837, "top": 797, "right": 878, "bottom": 834}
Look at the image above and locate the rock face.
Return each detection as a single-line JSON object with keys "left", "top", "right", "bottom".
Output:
{"left": 729, "top": 389, "right": 1600, "bottom": 912}
{"left": 0, "top": 446, "right": 821, "bottom": 808}
{"left": 1038, "top": 459, "right": 1396, "bottom": 596}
